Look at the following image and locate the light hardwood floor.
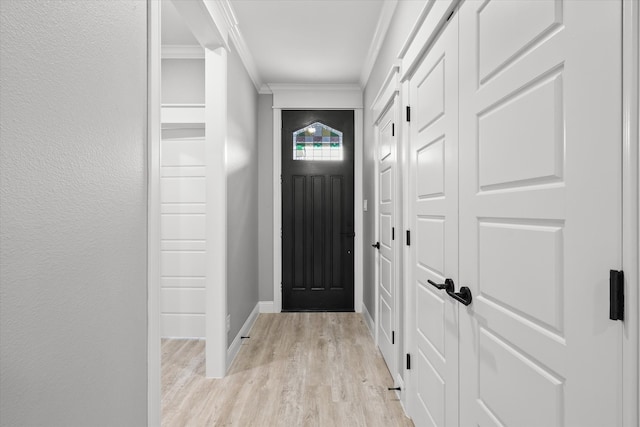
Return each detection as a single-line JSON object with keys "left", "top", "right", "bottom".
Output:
{"left": 162, "top": 312, "right": 414, "bottom": 426}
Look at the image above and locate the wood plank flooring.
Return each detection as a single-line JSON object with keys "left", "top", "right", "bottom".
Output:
{"left": 162, "top": 312, "right": 414, "bottom": 426}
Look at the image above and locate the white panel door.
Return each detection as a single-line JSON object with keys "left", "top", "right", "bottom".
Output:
{"left": 407, "top": 14, "right": 459, "bottom": 427}
{"left": 378, "top": 102, "right": 397, "bottom": 372}
{"left": 458, "top": 1, "right": 622, "bottom": 426}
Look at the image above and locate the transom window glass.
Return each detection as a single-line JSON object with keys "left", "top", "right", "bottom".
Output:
{"left": 293, "top": 122, "right": 343, "bottom": 161}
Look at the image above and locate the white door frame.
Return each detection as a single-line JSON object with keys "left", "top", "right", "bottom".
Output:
{"left": 271, "top": 85, "right": 363, "bottom": 313}
{"left": 622, "top": 0, "right": 640, "bottom": 423}
{"left": 147, "top": 1, "right": 232, "bottom": 423}
{"left": 147, "top": 1, "right": 161, "bottom": 424}
{"left": 370, "top": 65, "right": 401, "bottom": 380}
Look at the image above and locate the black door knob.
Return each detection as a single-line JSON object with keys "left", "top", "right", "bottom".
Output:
{"left": 372, "top": 242, "right": 380, "bottom": 250}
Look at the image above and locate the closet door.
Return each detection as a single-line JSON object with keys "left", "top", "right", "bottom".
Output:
{"left": 407, "top": 14, "right": 459, "bottom": 427}
{"left": 458, "top": 1, "right": 622, "bottom": 426}
{"left": 377, "top": 103, "right": 397, "bottom": 372}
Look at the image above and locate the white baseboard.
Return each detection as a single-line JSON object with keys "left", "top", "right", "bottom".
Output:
{"left": 362, "top": 302, "right": 375, "bottom": 339}
{"left": 259, "top": 300, "right": 274, "bottom": 313}
{"left": 226, "top": 302, "right": 260, "bottom": 371}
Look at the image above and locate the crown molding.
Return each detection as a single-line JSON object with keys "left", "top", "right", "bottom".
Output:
{"left": 258, "top": 84, "right": 273, "bottom": 95}
{"left": 161, "top": 45, "right": 205, "bottom": 59}
{"left": 216, "top": 0, "right": 264, "bottom": 93}
{"left": 360, "top": 0, "right": 398, "bottom": 88}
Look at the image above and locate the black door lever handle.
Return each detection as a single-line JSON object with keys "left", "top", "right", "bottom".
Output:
{"left": 427, "top": 279, "right": 454, "bottom": 292}
{"left": 372, "top": 242, "right": 380, "bottom": 249}
{"left": 428, "top": 278, "right": 472, "bottom": 306}
{"left": 447, "top": 286, "right": 472, "bottom": 306}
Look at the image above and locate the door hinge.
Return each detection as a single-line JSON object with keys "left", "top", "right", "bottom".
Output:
{"left": 406, "top": 353, "right": 411, "bottom": 370}
{"left": 392, "top": 331, "right": 395, "bottom": 344}
{"left": 280, "top": 174, "right": 282, "bottom": 183}
{"left": 406, "top": 230, "right": 411, "bottom": 246}
{"left": 392, "top": 227, "right": 395, "bottom": 240}
{"left": 392, "top": 123, "right": 395, "bottom": 137}
{"left": 406, "top": 106, "right": 411, "bottom": 122}
{"left": 610, "top": 270, "right": 624, "bottom": 321}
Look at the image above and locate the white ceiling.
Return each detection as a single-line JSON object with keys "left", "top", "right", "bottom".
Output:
{"left": 162, "top": 0, "right": 389, "bottom": 87}
{"left": 230, "top": 0, "right": 386, "bottom": 86}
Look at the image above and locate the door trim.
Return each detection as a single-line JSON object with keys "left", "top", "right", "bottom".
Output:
{"left": 147, "top": 2, "right": 231, "bottom": 423}
{"left": 370, "top": 64, "right": 401, "bottom": 381}
{"left": 622, "top": 0, "right": 640, "bottom": 423}
{"left": 271, "top": 86, "right": 363, "bottom": 313}
{"left": 147, "top": 0, "right": 161, "bottom": 424}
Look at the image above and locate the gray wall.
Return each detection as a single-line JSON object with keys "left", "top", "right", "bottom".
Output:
{"left": 0, "top": 1, "right": 148, "bottom": 426}
{"left": 258, "top": 95, "right": 274, "bottom": 302}
{"left": 227, "top": 41, "right": 260, "bottom": 341}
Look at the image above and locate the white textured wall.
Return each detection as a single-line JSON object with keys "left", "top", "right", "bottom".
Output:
{"left": 226, "top": 41, "right": 259, "bottom": 341}
{"left": 258, "top": 94, "right": 274, "bottom": 302}
{"left": 0, "top": 1, "right": 148, "bottom": 426}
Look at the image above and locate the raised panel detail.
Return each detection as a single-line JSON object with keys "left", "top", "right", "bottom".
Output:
{"left": 161, "top": 277, "right": 206, "bottom": 288}
{"left": 416, "top": 56, "right": 445, "bottom": 131}
{"left": 417, "top": 281, "right": 446, "bottom": 360}
{"left": 479, "top": 220, "right": 564, "bottom": 334}
{"left": 380, "top": 167, "right": 392, "bottom": 203}
{"left": 161, "top": 240, "right": 206, "bottom": 251}
{"left": 478, "top": 0, "right": 562, "bottom": 83}
{"left": 161, "top": 138, "right": 205, "bottom": 166}
{"left": 381, "top": 214, "right": 392, "bottom": 248}
{"left": 380, "top": 255, "right": 392, "bottom": 296}
{"left": 416, "top": 348, "right": 446, "bottom": 427}
{"left": 417, "top": 137, "right": 445, "bottom": 199}
{"left": 380, "top": 122, "right": 392, "bottom": 161}
{"left": 161, "top": 214, "right": 205, "bottom": 240}
{"left": 161, "top": 177, "right": 205, "bottom": 203}
{"left": 161, "top": 251, "right": 207, "bottom": 277}
{"left": 478, "top": 328, "right": 563, "bottom": 427}
{"left": 478, "top": 72, "right": 563, "bottom": 190}
{"left": 380, "top": 296, "right": 392, "bottom": 341}
{"left": 417, "top": 217, "right": 445, "bottom": 276}
{"left": 292, "top": 175, "right": 306, "bottom": 289}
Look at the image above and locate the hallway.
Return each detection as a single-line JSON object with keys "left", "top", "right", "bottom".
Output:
{"left": 162, "top": 313, "right": 412, "bottom": 426}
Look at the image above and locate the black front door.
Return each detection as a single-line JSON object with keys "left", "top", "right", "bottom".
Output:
{"left": 282, "top": 110, "right": 354, "bottom": 311}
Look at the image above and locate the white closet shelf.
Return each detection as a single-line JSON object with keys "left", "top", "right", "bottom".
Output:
{"left": 161, "top": 104, "right": 205, "bottom": 127}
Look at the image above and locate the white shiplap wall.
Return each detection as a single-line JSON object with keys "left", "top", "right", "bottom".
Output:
{"left": 160, "top": 128, "right": 206, "bottom": 338}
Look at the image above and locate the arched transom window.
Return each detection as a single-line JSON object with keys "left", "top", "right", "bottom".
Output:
{"left": 293, "top": 122, "right": 343, "bottom": 161}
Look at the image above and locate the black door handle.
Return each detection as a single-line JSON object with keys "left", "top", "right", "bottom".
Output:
{"left": 447, "top": 286, "right": 472, "bottom": 306}
{"left": 372, "top": 242, "right": 380, "bottom": 250}
{"left": 427, "top": 279, "right": 454, "bottom": 292}
{"left": 428, "top": 278, "right": 472, "bottom": 306}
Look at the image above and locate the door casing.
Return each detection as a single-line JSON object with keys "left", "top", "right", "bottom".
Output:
{"left": 271, "top": 85, "right": 364, "bottom": 314}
